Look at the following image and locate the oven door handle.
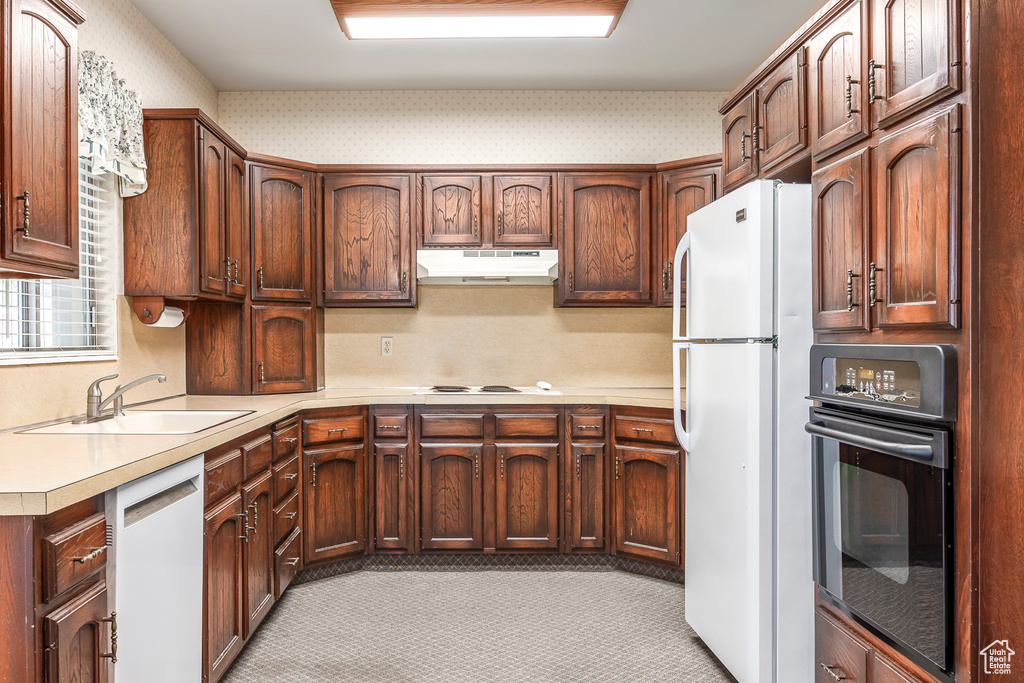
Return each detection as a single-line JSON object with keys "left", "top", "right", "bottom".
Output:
{"left": 804, "top": 419, "right": 937, "bottom": 462}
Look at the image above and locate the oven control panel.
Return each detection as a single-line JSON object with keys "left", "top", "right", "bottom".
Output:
{"left": 821, "top": 357, "right": 922, "bottom": 407}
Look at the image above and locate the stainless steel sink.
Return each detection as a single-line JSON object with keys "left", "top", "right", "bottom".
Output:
{"left": 22, "top": 409, "right": 254, "bottom": 435}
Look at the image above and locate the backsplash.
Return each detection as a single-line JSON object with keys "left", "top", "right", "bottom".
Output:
{"left": 218, "top": 90, "right": 725, "bottom": 164}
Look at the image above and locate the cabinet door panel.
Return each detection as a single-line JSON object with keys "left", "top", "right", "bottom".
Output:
{"left": 323, "top": 174, "right": 413, "bottom": 305}
{"left": 493, "top": 175, "right": 554, "bottom": 247}
{"left": 613, "top": 445, "right": 679, "bottom": 564}
{"left": 871, "top": 0, "right": 960, "bottom": 127}
{"left": 5, "top": 0, "right": 80, "bottom": 275}
{"left": 422, "top": 176, "right": 482, "bottom": 247}
{"left": 560, "top": 174, "right": 651, "bottom": 304}
{"left": 252, "top": 305, "right": 316, "bottom": 393}
{"left": 225, "top": 149, "right": 248, "bottom": 298}
{"left": 722, "top": 93, "right": 758, "bottom": 191}
{"left": 815, "top": 610, "right": 869, "bottom": 682}
{"left": 757, "top": 49, "right": 808, "bottom": 172}
{"left": 568, "top": 443, "right": 605, "bottom": 550}
{"left": 375, "top": 443, "right": 413, "bottom": 551}
{"left": 304, "top": 444, "right": 366, "bottom": 564}
{"left": 204, "top": 493, "right": 244, "bottom": 682}
{"left": 198, "top": 130, "right": 227, "bottom": 297}
{"left": 495, "top": 444, "right": 559, "bottom": 550}
{"left": 657, "top": 170, "right": 716, "bottom": 307}
{"left": 43, "top": 581, "right": 110, "bottom": 683}
{"left": 871, "top": 107, "right": 960, "bottom": 328}
{"left": 420, "top": 444, "right": 483, "bottom": 550}
{"left": 251, "top": 165, "right": 312, "bottom": 301}
{"left": 241, "top": 471, "right": 274, "bottom": 639}
{"left": 812, "top": 149, "right": 869, "bottom": 331}
{"left": 809, "top": 2, "right": 868, "bottom": 159}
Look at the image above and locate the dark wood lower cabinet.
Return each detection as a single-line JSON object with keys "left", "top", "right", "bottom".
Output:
{"left": 241, "top": 470, "right": 274, "bottom": 639}
{"left": 374, "top": 443, "right": 414, "bottom": 551}
{"left": 612, "top": 444, "right": 681, "bottom": 565}
{"left": 420, "top": 443, "right": 484, "bottom": 550}
{"left": 567, "top": 443, "right": 606, "bottom": 551}
{"left": 42, "top": 581, "right": 112, "bottom": 683}
{"left": 303, "top": 444, "right": 367, "bottom": 563}
{"left": 204, "top": 492, "right": 244, "bottom": 683}
{"left": 495, "top": 443, "right": 559, "bottom": 550}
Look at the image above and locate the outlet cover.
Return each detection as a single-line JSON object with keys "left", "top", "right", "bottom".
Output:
{"left": 381, "top": 337, "right": 393, "bottom": 357}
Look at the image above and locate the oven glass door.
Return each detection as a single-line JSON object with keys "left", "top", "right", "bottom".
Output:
{"left": 811, "top": 409, "right": 951, "bottom": 675}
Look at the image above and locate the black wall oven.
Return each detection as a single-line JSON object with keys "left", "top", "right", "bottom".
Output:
{"left": 806, "top": 344, "right": 956, "bottom": 682}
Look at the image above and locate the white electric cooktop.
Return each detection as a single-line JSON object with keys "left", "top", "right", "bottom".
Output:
{"left": 413, "top": 385, "right": 563, "bottom": 396}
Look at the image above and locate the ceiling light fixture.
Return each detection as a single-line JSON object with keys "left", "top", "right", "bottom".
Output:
{"left": 331, "top": 0, "right": 630, "bottom": 40}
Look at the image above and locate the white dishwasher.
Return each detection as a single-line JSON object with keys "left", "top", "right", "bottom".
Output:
{"left": 106, "top": 455, "right": 204, "bottom": 682}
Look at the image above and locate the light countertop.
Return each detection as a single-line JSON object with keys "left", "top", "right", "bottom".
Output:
{"left": 0, "top": 387, "right": 681, "bottom": 516}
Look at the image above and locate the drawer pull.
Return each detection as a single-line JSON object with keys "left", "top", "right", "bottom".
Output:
{"left": 284, "top": 512, "right": 298, "bottom": 520}
{"left": 632, "top": 427, "right": 655, "bottom": 434}
{"left": 74, "top": 546, "right": 107, "bottom": 564}
{"left": 282, "top": 437, "right": 298, "bottom": 444}
{"left": 101, "top": 611, "right": 117, "bottom": 663}
{"left": 283, "top": 473, "right": 298, "bottom": 481}
{"left": 578, "top": 424, "right": 601, "bottom": 430}
{"left": 819, "top": 663, "right": 845, "bottom": 681}
{"left": 378, "top": 424, "right": 403, "bottom": 430}
{"left": 285, "top": 557, "right": 300, "bottom": 566}
{"left": 328, "top": 427, "right": 349, "bottom": 434}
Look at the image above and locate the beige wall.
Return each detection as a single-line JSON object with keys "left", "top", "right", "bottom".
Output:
{"left": 325, "top": 287, "right": 673, "bottom": 388}
{"left": 0, "top": 0, "right": 218, "bottom": 431}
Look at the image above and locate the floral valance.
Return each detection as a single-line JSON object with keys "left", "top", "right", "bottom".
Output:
{"left": 78, "top": 51, "right": 148, "bottom": 197}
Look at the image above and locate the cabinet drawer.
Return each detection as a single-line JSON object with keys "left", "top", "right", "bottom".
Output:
{"left": 273, "top": 454, "right": 300, "bottom": 504}
{"left": 274, "top": 490, "right": 300, "bottom": 547}
{"left": 275, "top": 527, "right": 302, "bottom": 599}
{"left": 303, "top": 415, "right": 365, "bottom": 446}
{"left": 815, "top": 610, "right": 868, "bottom": 683}
{"left": 244, "top": 433, "right": 273, "bottom": 476}
{"left": 494, "top": 413, "right": 559, "bottom": 438}
{"left": 419, "top": 413, "right": 485, "bottom": 438}
{"left": 41, "top": 513, "right": 107, "bottom": 603}
{"left": 614, "top": 416, "right": 677, "bottom": 446}
{"left": 570, "top": 413, "right": 606, "bottom": 438}
{"left": 205, "top": 448, "right": 243, "bottom": 505}
{"left": 374, "top": 414, "right": 409, "bottom": 438}
{"left": 273, "top": 422, "right": 299, "bottom": 462}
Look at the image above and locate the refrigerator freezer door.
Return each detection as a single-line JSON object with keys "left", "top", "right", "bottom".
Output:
{"left": 679, "top": 180, "right": 776, "bottom": 340}
{"left": 684, "top": 341, "right": 774, "bottom": 683}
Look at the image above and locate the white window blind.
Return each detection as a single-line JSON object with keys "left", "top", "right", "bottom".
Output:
{"left": 0, "top": 161, "right": 118, "bottom": 364}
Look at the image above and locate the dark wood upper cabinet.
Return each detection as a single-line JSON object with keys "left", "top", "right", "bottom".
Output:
{"left": 656, "top": 167, "right": 718, "bottom": 307}
{"left": 42, "top": 580, "right": 111, "bottom": 683}
{"left": 722, "top": 92, "right": 758, "bottom": 192}
{"left": 303, "top": 444, "right": 367, "bottom": 564}
{"left": 251, "top": 163, "right": 313, "bottom": 301}
{"left": 204, "top": 492, "right": 244, "bottom": 683}
{"left": 812, "top": 148, "right": 870, "bottom": 331}
{"left": 756, "top": 48, "right": 808, "bottom": 173}
{"left": 241, "top": 470, "right": 274, "bottom": 640}
{"left": 124, "top": 112, "right": 246, "bottom": 301}
{"left": 252, "top": 304, "right": 317, "bottom": 394}
{"left": 869, "top": 0, "right": 961, "bottom": 129}
{"left": 420, "top": 443, "right": 484, "bottom": 550}
{"left": 870, "top": 106, "right": 960, "bottom": 329}
{"left": 612, "top": 444, "right": 680, "bottom": 565}
{"left": 421, "top": 175, "right": 483, "bottom": 247}
{"left": 559, "top": 173, "right": 652, "bottom": 306}
{"left": 492, "top": 174, "right": 555, "bottom": 248}
{"left": 808, "top": 1, "right": 869, "bottom": 160}
{"left": 1, "top": 0, "right": 83, "bottom": 278}
{"left": 322, "top": 173, "right": 415, "bottom": 307}
{"left": 495, "top": 443, "right": 559, "bottom": 550}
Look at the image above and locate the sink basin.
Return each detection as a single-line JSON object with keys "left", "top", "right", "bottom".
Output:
{"left": 23, "top": 409, "right": 254, "bottom": 435}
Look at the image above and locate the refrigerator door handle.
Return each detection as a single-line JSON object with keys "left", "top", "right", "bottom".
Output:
{"left": 672, "top": 231, "right": 692, "bottom": 341}
{"left": 673, "top": 341, "right": 691, "bottom": 451}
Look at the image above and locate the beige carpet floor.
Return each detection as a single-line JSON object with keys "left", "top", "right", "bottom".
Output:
{"left": 222, "top": 570, "right": 736, "bottom": 682}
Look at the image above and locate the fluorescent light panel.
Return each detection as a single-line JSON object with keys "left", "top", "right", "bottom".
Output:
{"left": 345, "top": 14, "right": 616, "bottom": 39}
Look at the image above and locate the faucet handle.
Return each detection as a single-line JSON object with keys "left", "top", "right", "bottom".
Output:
{"left": 87, "top": 374, "right": 119, "bottom": 397}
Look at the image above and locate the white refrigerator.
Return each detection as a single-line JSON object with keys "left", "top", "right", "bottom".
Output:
{"left": 671, "top": 180, "right": 814, "bottom": 683}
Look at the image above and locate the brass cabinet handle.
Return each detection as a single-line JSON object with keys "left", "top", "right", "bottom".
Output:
{"left": 232, "top": 260, "right": 241, "bottom": 285}
{"left": 473, "top": 214, "right": 478, "bottom": 235}
{"left": 819, "top": 663, "right": 845, "bottom": 681}
{"left": 497, "top": 212, "right": 503, "bottom": 236}
{"left": 238, "top": 511, "right": 249, "bottom": 542}
{"left": 740, "top": 131, "right": 750, "bottom": 161}
{"left": 869, "top": 261, "right": 884, "bottom": 307}
{"left": 379, "top": 424, "right": 402, "bottom": 430}
{"left": 756, "top": 124, "right": 765, "bottom": 152}
{"left": 401, "top": 272, "right": 408, "bottom": 293}
{"left": 578, "top": 424, "right": 601, "bottom": 430}
{"left": 282, "top": 437, "right": 298, "bottom": 444}
{"left": 633, "top": 427, "right": 654, "bottom": 434}
{"left": 576, "top": 454, "right": 581, "bottom": 479}
{"left": 257, "top": 266, "right": 264, "bottom": 289}
{"left": 284, "top": 512, "right": 298, "bottom": 520}
{"left": 248, "top": 502, "right": 259, "bottom": 530}
{"left": 258, "top": 363, "right": 265, "bottom": 384}
{"left": 846, "top": 269, "right": 860, "bottom": 311}
{"left": 224, "top": 257, "right": 232, "bottom": 282}
{"left": 328, "top": 427, "right": 348, "bottom": 434}
{"left": 868, "top": 60, "right": 884, "bottom": 103}
{"left": 74, "top": 546, "right": 107, "bottom": 564}
{"left": 500, "top": 454, "right": 505, "bottom": 479}
{"left": 15, "top": 191, "right": 30, "bottom": 237}
{"left": 474, "top": 454, "right": 479, "bottom": 479}
{"left": 615, "top": 457, "right": 621, "bottom": 479}
{"left": 667, "top": 261, "right": 673, "bottom": 286}
{"left": 284, "top": 558, "right": 300, "bottom": 566}
{"left": 662, "top": 268, "right": 668, "bottom": 292}
{"left": 283, "top": 473, "right": 298, "bottom": 481}
{"left": 400, "top": 453, "right": 405, "bottom": 479}
{"left": 846, "top": 75, "right": 860, "bottom": 118}
{"left": 311, "top": 462, "right": 317, "bottom": 487}
{"left": 568, "top": 271, "right": 574, "bottom": 292}
{"left": 101, "top": 612, "right": 117, "bottom": 663}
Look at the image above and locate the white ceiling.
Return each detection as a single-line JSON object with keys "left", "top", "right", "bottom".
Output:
{"left": 125, "top": 0, "right": 825, "bottom": 92}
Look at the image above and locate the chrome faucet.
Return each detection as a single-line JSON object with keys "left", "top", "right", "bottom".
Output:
{"left": 75, "top": 373, "right": 167, "bottom": 423}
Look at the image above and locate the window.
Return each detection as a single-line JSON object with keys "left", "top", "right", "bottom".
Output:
{"left": 0, "top": 161, "right": 118, "bottom": 364}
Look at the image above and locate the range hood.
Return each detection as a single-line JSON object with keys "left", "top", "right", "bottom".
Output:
{"left": 416, "top": 249, "right": 559, "bottom": 285}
